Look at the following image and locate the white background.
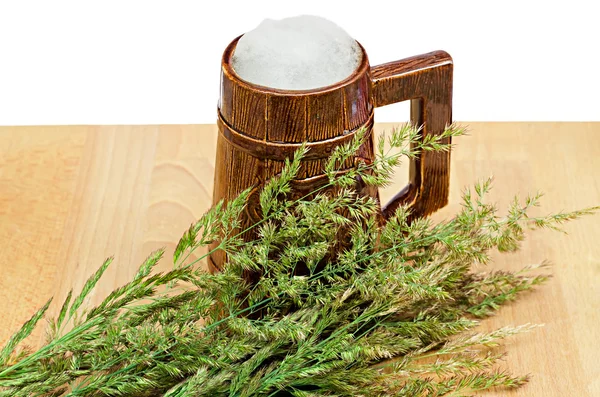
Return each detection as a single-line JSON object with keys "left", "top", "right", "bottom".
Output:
{"left": 0, "top": 0, "right": 598, "bottom": 125}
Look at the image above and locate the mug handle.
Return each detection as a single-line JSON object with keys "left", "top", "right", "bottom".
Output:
{"left": 370, "top": 50, "right": 453, "bottom": 220}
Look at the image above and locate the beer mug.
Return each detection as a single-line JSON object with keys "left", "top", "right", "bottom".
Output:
{"left": 209, "top": 36, "right": 453, "bottom": 272}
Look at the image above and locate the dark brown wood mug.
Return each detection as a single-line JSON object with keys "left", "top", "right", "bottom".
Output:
{"left": 209, "top": 36, "right": 453, "bottom": 272}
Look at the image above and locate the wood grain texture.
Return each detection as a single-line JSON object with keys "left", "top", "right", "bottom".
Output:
{"left": 212, "top": 37, "right": 379, "bottom": 270}
{"left": 214, "top": 39, "right": 453, "bottom": 272}
{"left": 371, "top": 51, "right": 454, "bottom": 220}
{"left": 0, "top": 122, "right": 599, "bottom": 396}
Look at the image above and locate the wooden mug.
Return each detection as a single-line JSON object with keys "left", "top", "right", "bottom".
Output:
{"left": 209, "top": 36, "right": 453, "bottom": 272}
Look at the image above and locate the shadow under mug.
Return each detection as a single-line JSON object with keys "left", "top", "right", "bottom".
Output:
{"left": 209, "top": 36, "right": 453, "bottom": 273}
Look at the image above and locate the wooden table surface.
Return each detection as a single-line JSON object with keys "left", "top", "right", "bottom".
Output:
{"left": 0, "top": 122, "right": 598, "bottom": 395}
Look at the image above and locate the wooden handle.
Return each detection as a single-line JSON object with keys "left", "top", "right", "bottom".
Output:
{"left": 370, "top": 50, "right": 453, "bottom": 220}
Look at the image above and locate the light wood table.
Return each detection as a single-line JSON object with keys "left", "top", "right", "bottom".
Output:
{"left": 0, "top": 123, "right": 599, "bottom": 396}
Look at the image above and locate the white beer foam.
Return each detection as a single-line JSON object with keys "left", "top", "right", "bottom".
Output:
{"left": 232, "top": 15, "right": 361, "bottom": 90}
